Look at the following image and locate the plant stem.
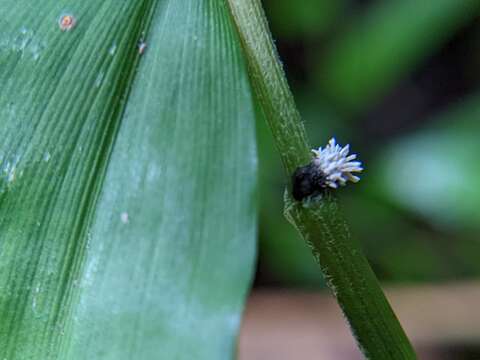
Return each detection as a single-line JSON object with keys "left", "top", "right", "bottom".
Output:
{"left": 227, "top": 0, "right": 418, "bottom": 358}
{"left": 226, "top": 1, "right": 311, "bottom": 177}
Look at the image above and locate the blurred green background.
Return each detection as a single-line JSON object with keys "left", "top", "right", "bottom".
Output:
{"left": 257, "top": 0, "right": 480, "bottom": 286}
{"left": 252, "top": 0, "right": 480, "bottom": 356}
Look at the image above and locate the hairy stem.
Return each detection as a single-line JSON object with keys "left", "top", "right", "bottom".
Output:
{"left": 227, "top": 0, "right": 417, "bottom": 358}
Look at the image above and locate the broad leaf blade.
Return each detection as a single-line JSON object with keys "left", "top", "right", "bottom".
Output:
{"left": 0, "top": 1, "right": 257, "bottom": 359}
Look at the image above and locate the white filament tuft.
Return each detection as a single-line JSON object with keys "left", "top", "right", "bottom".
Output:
{"left": 312, "top": 138, "right": 363, "bottom": 189}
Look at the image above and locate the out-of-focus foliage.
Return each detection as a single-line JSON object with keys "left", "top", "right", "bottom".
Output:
{"left": 262, "top": 0, "right": 344, "bottom": 39}
{"left": 258, "top": 0, "right": 480, "bottom": 287}
{"left": 319, "top": 0, "right": 480, "bottom": 112}
{"left": 373, "top": 95, "right": 480, "bottom": 230}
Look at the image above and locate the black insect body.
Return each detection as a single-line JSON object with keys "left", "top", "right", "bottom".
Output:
{"left": 292, "top": 163, "right": 327, "bottom": 201}
{"left": 291, "top": 139, "right": 363, "bottom": 201}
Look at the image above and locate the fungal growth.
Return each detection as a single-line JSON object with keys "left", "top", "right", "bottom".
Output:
{"left": 58, "top": 13, "right": 76, "bottom": 31}
{"left": 292, "top": 138, "right": 363, "bottom": 201}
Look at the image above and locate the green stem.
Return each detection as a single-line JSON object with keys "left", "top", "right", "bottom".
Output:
{"left": 226, "top": 0, "right": 310, "bottom": 177}
{"left": 227, "top": 0, "right": 417, "bottom": 358}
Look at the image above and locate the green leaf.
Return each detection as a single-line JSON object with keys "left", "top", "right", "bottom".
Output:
{"left": 0, "top": 1, "right": 257, "bottom": 359}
